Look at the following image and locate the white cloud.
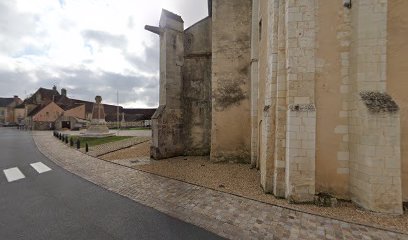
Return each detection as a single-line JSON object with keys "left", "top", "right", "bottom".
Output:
{"left": 0, "top": 0, "right": 208, "bottom": 107}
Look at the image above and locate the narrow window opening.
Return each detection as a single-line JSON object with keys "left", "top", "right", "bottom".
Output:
{"left": 259, "top": 19, "right": 262, "bottom": 41}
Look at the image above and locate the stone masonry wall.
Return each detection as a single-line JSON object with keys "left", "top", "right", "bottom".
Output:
{"left": 258, "top": 0, "right": 279, "bottom": 194}
{"left": 286, "top": 105, "right": 316, "bottom": 202}
{"left": 387, "top": 0, "right": 408, "bottom": 202}
{"left": 315, "top": 0, "right": 352, "bottom": 199}
{"left": 284, "top": 0, "right": 317, "bottom": 202}
{"left": 250, "top": 0, "right": 259, "bottom": 169}
{"left": 182, "top": 18, "right": 212, "bottom": 156}
{"left": 349, "top": 0, "right": 403, "bottom": 214}
{"left": 150, "top": 11, "right": 185, "bottom": 159}
{"left": 351, "top": 101, "right": 402, "bottom": 214}
{"left": 273, "top": 0, "right": 288, "bottom": 198}
{"left": 257, "top": 0, "right": 273, "bottom": 192}
{"left": 210, "top": 0, "right": 252, "bottom": 163}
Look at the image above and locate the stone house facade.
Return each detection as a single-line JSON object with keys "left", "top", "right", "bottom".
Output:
{"left": 54, "top": 104, "right": 87, "bottom": 130}
{"left": 0, "top": 96, "right": 23, "bottom": 125}
{"left": 26, "top": 102, "right": 65, "bottom": 130}
{"left": 146, "top": 0, "right": 408, "bottom": 214}
{"left": 13, "top": 107, "right": 25, "bottom": 125}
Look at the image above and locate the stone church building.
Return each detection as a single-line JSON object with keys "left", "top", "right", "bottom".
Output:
{"left": 146, "top": 0, "right": 408, "bottom": 214}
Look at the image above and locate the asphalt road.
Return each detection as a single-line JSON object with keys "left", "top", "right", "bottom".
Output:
{"left": 0, "top": 128, "right": 223, "bottom": 240}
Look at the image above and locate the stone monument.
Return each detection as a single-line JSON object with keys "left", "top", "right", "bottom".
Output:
{"left": 82, "top": 96, "right": 115, "bottom": 137}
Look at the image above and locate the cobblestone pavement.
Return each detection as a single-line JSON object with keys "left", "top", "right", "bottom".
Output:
{"left": 33, "top": 132, "right": 408, "bottom": 240}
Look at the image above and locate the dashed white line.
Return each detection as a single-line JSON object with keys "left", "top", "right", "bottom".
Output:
{"left": 30, "top": 162, "right": 52, "bottom": 174}
{"left": 3, "top": 167, "right": 25, "bottom": 182}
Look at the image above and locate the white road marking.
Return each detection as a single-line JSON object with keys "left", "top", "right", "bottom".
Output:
{"left": 3, "top": 167, "right": 25, "bottom": 182}
{"left": 30, "top": 162, "right": 52, "bottom": 174}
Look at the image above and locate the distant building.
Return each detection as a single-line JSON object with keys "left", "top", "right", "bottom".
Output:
{"left": 18, "top": 86, "right": 156, "bottom": 130}
{"left": 120, "top": 108, "right": 156, "bottom": 127}
{"left": 26, "top": 102, "right": 65, "bottom": 130}
{"left": 116, "top": 108, "right": 155, "bottom": 121}
{"left": 0, "top": 96, "right": 23, "bottom": 125}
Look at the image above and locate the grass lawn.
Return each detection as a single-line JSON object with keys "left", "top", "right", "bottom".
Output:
{"left": 70, "top": 136, "right": 133, "bottom": 148}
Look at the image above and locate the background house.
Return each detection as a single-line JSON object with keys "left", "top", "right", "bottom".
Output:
{"left": 0, "top": 96, "right": 23, "bottom": 126}
{"left": 18, "top": 86, "right": 156, "bottom": 130}
{"left": 117, "top": 108, "right": 156, "bottom": 128}
{"left": 26, "top": 101, "right": 64, "bottom": 130}
{"left": 13, "top": 104, "right": 25, "bottom": 125}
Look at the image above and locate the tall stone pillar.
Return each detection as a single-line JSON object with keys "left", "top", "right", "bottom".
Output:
{"left": 146, "top": 10, "right": 185, "bottom": 159}
{"left": 349, "top": 0, "right": 403, "bottom": 214}
{"left": 284, "top": 0, "right": 317, "bottom": 202}
{"left": 260, "top": 0, "right": 280, "bottom": 194}
{"left": 273, "top": 0, "right": 288, "bottom": 198}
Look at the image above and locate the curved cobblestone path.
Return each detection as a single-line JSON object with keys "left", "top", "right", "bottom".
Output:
{"left": 34, "top": 131, "right": 408, "bottom": 240}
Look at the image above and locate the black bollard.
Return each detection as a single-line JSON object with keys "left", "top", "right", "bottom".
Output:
{"left": 85, "top": 143, "right": 89, "bottom": 152}
{"left": 65, "top": 136, "right": 68, "bottom": 144}
{"left": 70, "top": 138, "right": 74, "bottom": 147}
{"left": 76, "top": 139, "right": 80, "bottom": 149}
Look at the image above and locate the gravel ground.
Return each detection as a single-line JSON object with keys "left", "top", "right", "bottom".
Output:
{"left": 101, "top": 143, "right": 408, "bottom": 234}
{"left": 85, "top": 137, "right": 149, "bottom": 157}
{"left": 101, "top": 141, "right": 151, "bottom": 160}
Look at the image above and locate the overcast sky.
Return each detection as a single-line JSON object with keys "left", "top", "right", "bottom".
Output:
{"left": 0, "top": 0, "right": 208, "bottom": 108}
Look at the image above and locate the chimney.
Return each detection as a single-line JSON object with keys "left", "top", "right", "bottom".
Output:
{"left": 61, "top": 88, "right": 67, "bottom": 97}
{"left": 14, "top": 95, "right": 18, "bottom": 100}
{"left": 52, "top": 85, "right": 57, "bottom": 91}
